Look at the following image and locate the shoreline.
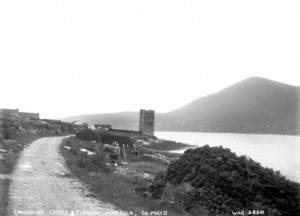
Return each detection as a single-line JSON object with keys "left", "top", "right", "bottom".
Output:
{"left": 156, "top": 130, "right": 300, "bottom": 137}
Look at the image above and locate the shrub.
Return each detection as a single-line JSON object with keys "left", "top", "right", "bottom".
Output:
{"left": 149, "top": 145, "right": 300, "bottom": 216}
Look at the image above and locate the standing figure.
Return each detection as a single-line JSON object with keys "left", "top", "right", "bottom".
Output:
{"left": 132, "top": 142, "right": 138, "bottom": 156}
{"left": 120, "top": 144, "right": 126, "bottom": 160}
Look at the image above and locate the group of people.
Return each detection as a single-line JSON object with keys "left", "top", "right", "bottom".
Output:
{"left": 106, "top": 140, "right": 139, "bottom": 164}
{"left": 111, "top": 141, "right": 127, "bottom": 159}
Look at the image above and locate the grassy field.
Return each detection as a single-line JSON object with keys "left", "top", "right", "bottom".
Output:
{"left": 60, "top": 137, "right": 190, "bottom": 216}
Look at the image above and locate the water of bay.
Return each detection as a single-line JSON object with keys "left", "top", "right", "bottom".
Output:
{"left": 155, "top": 131, "right": 300, "bottom": 183}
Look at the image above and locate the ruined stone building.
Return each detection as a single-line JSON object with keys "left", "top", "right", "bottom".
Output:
{"left": 139, "top": 109, "right": 155, "bottom": 136}
{"left": 94, "top": 124, "right": 112, "bottom": 131}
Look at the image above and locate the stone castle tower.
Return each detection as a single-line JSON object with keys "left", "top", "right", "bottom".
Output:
{"left": 139, "top": 109, "right": 155, "bottom": 136}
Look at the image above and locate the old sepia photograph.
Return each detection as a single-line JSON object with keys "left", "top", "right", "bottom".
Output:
{"left": 0, "top": 1, "right": 299, "bottom": 216}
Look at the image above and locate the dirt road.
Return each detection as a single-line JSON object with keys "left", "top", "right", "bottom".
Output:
{"left": 8, "top": 136, "right": 128, "bottom": 216}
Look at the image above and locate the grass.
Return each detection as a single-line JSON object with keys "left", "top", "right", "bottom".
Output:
{"left": 60, "top": 137, "right": 187, "bottom": 216}
{"left": 147, "top": 139, "right": 192, "bottom": 151}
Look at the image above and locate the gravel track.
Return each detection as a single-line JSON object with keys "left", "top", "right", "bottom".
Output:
{"left": 7, "top": 136, "right": 127, "bottom": 216}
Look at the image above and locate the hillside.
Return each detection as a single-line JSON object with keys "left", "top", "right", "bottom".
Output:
{"left": 158, "top": 77, "right": 300, "bottom": 134}
{"left": 64, "top": 77, "right": 300, "bottom": 135}
{"left": 64, "top": 112, "right": 140, "bottom": 131}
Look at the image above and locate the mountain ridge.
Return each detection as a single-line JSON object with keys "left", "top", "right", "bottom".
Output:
{"left": 64, "top": 77, "right": 300, "bottom": 135}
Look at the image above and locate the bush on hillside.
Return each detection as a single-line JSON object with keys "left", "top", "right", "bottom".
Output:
{"left": 149, "top": 145, "right": 300, "bottom": 216}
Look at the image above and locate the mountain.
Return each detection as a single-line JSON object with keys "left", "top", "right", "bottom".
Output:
{"left": 64, "top": 77, "right": 300, "bottom": 135}
{"left": 157, "top": 77, "right": 299, "bottom": 134}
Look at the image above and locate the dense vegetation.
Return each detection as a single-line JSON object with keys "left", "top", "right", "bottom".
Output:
{"left": 149, "top": 145, "right": 300, "bottom": 216}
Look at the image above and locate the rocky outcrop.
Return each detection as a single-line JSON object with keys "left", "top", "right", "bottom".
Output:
{"left": 149, "top": 145, "right": 300, "bottom": 216}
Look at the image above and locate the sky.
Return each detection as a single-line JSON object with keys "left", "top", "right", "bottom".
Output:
{"left": 0, "top": 0, "right": 299, "bottom": 119}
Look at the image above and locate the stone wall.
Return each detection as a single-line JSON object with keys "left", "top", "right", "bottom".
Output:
{"left": 0, "top": 108, "right": 78, "bottom": 138}
{"left": 139, "top": 109, "right": 155, "bottom": 136}
{"left": 0, "top": 109, "right": 19, "bottom": 119}
{"left": 0, "top": 109, "right": 39, "bottom": 120}
{"left": 19, "top": 112, "right": 39, "bottom": 120}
